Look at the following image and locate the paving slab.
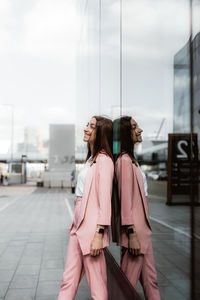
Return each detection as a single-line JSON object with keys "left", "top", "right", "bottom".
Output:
{"left": 36, "top": 281, "right": 61, "bottom": 298}
{"left": 0, "top": 282, "right": 9, "bottom": 298}
{"left": 4, "top": 288, "right": 35, "bottom": 300}
{"left": 15, "top": 265, "right": 40, "bottom": 276}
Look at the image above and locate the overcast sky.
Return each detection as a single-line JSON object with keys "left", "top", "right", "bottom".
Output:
{"left": 0, "top": 0, "right": 199, "bottom": 155}
{"left": 0, "top": 0, "right": 78, "bottom": 154}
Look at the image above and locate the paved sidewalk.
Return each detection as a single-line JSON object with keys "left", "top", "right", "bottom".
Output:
{"left": 0, "top": 186, "right": 36, "bottom": 215}
{"left": 0, "top": 187, "right": 74, "bottom": 300}
{"left": 0, "top": 185, "right": 36, "bottom": 196}
{"left": 0, "top": 185, "right": 193, "bottom": 300}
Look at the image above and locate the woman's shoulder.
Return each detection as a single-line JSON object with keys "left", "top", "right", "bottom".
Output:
{"left": 97, "top": 152, "right": 113, "bottom": 165}
{"left": 116, "top": 153, "right": 133, "bottom": 164}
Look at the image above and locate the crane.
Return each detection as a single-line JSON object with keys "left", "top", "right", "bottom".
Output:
{"left": 156, "top": 118, "right": 166, "bottom": 140}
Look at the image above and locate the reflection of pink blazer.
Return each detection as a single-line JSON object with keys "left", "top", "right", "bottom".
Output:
{"left": 70, "top": 153, "right": 114, "bottom": 255}
{"left": 116, "top": 153, "right": 152, "bottom": 254}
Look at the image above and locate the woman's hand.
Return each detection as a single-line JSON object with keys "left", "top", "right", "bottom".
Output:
{"left": 90, "top": 233, "right": 103, "bottom": 257}
{"left": 128, "top": 233, "right": 141, "bottom": 256}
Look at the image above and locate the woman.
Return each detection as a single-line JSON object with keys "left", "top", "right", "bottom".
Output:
{"left": 115, "top": 116, "right": 160, "bottom": 300}
{"left": 58, "top": 116, "right": 114, "bottom": 300}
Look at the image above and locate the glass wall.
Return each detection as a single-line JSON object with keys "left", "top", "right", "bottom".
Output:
{"left": 76, "top": 0, "right": 200, "bottom": 299}
{"left": 76, "top": 0, "right": 121, "bottom": 162}
{"left": 192, "top": 1, "right": 200, "bottom": 299}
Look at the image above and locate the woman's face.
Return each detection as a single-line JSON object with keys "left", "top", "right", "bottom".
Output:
{"left": 83, "top": 117, "right": 97, "bottom": 144}
{"left": 131, "top": 118, "right": 143, "bottom": 143}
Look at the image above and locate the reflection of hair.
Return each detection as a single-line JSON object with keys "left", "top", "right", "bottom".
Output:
{"left": 117, "top": 116, "right": 136, "bottom": 162}
{"left": 85, "top": 116, "right": 113, "bottom": 161}
{"left": 113, "top": 118, "right": 120, "bottom": 156}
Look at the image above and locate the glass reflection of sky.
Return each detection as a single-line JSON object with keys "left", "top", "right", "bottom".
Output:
{"left": 76, "top": 0, "right": 191, "bottom": 155}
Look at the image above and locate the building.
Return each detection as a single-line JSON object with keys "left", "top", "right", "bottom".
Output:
{"left": 173, "top": 32, "right": 200, "bottom": 152}
{"left": 43, "top": 124, "right": 75, "bottom": 188}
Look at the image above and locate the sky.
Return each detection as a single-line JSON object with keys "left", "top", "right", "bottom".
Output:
{"left": 0, "top": 0, "right": 79, "bottom": 154}
{"left": 0, "top": 0, "right": 199, "bottom": 155}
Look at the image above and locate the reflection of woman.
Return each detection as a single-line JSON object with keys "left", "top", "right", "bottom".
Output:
{"left": 58, "top": 116, "right": 114, "bottom": 300}
{"left": 115, "top": 116, "right": 160, "bottom": 300}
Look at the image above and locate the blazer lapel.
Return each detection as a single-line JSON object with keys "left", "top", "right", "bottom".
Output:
{"left": 134, "top": 165, "right": 152, "bottom": 230}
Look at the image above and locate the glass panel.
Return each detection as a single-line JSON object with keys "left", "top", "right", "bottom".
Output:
{"left": 76, "top": 0, "right": 121, "bottom": 263}
{"left": 76, "top": 0, "right": 120, "bottom": 161}
{"left": 119, "top": 0, "right": 191, "bottom": 298}
{"left": 100, "top": 0, "right": 121, "bottom": 264}
{"left": 192, "top": 1, "right": 200, "bottom": 299}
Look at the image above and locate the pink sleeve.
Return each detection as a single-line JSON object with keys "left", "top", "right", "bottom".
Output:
{"left": 97, "top": 156, "right": 114, "bottom": 225}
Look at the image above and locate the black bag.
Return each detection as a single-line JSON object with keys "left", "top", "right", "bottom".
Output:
{"left": 111, "top": 172, "right": 121, "bottom": 243}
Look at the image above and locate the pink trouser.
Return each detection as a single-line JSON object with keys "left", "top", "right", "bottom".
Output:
{"left": 121, "top": 242, "right": 160, "bottom": 300}
{"left": 58, "top": 233, "right": 108, "bottom": 300}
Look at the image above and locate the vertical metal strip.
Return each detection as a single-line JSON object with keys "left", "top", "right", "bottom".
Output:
{"left": 189, "top": 0, "right": 195, "bottom": 299}
{"left": 11, "top": 106, "right": 14, "bottom": 161}
{"left": 99, "top": 0, "right": 102, "bottom": 114}
{"left": 120, "top": 0, "right": 123, "bottom": 117}
{"left": 87, "top": 1, "right": 89, "bottom": 112}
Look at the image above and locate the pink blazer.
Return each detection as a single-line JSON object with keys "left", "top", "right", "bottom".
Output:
{"left": 116, "top": 153, "right": 152, "bottom": 254}
{"left": 70, "top": 153, "right": 114, "bottom": 255}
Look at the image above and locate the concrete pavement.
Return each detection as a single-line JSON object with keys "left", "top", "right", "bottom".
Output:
{"left": 0, "top": 184, "right": 194, "bottom": 300}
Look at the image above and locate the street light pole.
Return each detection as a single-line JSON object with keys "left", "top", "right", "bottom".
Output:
{"left": 11, "top": 105, "right": 14, "bottom": 161}
{"left": 1, "top": 104, "right": 14, "bottom": 161}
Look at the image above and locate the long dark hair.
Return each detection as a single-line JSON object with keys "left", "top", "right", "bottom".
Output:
{"left": 85, "top": 116, "right": 113, "bottom": 162}
{"left": 114, "top": 116, "right": 136, "bottom": 162}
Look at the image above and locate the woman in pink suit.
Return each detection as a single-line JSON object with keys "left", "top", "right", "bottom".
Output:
{"left": 58, "top": 116, "right": 114, "bottom": 300}
{"left": 115, "top": 116, "right": 161, "bottom": 300}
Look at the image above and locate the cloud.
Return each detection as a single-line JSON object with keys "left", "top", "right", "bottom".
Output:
{"left": 0, "top": 0, "right": 12, "bottom": 53}
{"left": 193, "top": 1, "right": 200, "bottom": 37}
{"left": 40, "top": 106, "right": 76, "bottom": 124}
{"left": 18, "top": 0, "right": 80, "bottom": 63}
{"left": 0, "top": 0, "right": 80, "bottom": 62}
{"left": 97, "top": 0, "right": 191, "bottom": 61}
{"left": 1, "top": 0, "right": 79, "bottom": 59}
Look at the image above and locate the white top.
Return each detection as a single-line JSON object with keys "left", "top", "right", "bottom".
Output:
{"left": 137, "top": 163, "right": 148, "bottom": 197}
{"left": 75, "top": 156, "right": 93, "bottom": 197}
